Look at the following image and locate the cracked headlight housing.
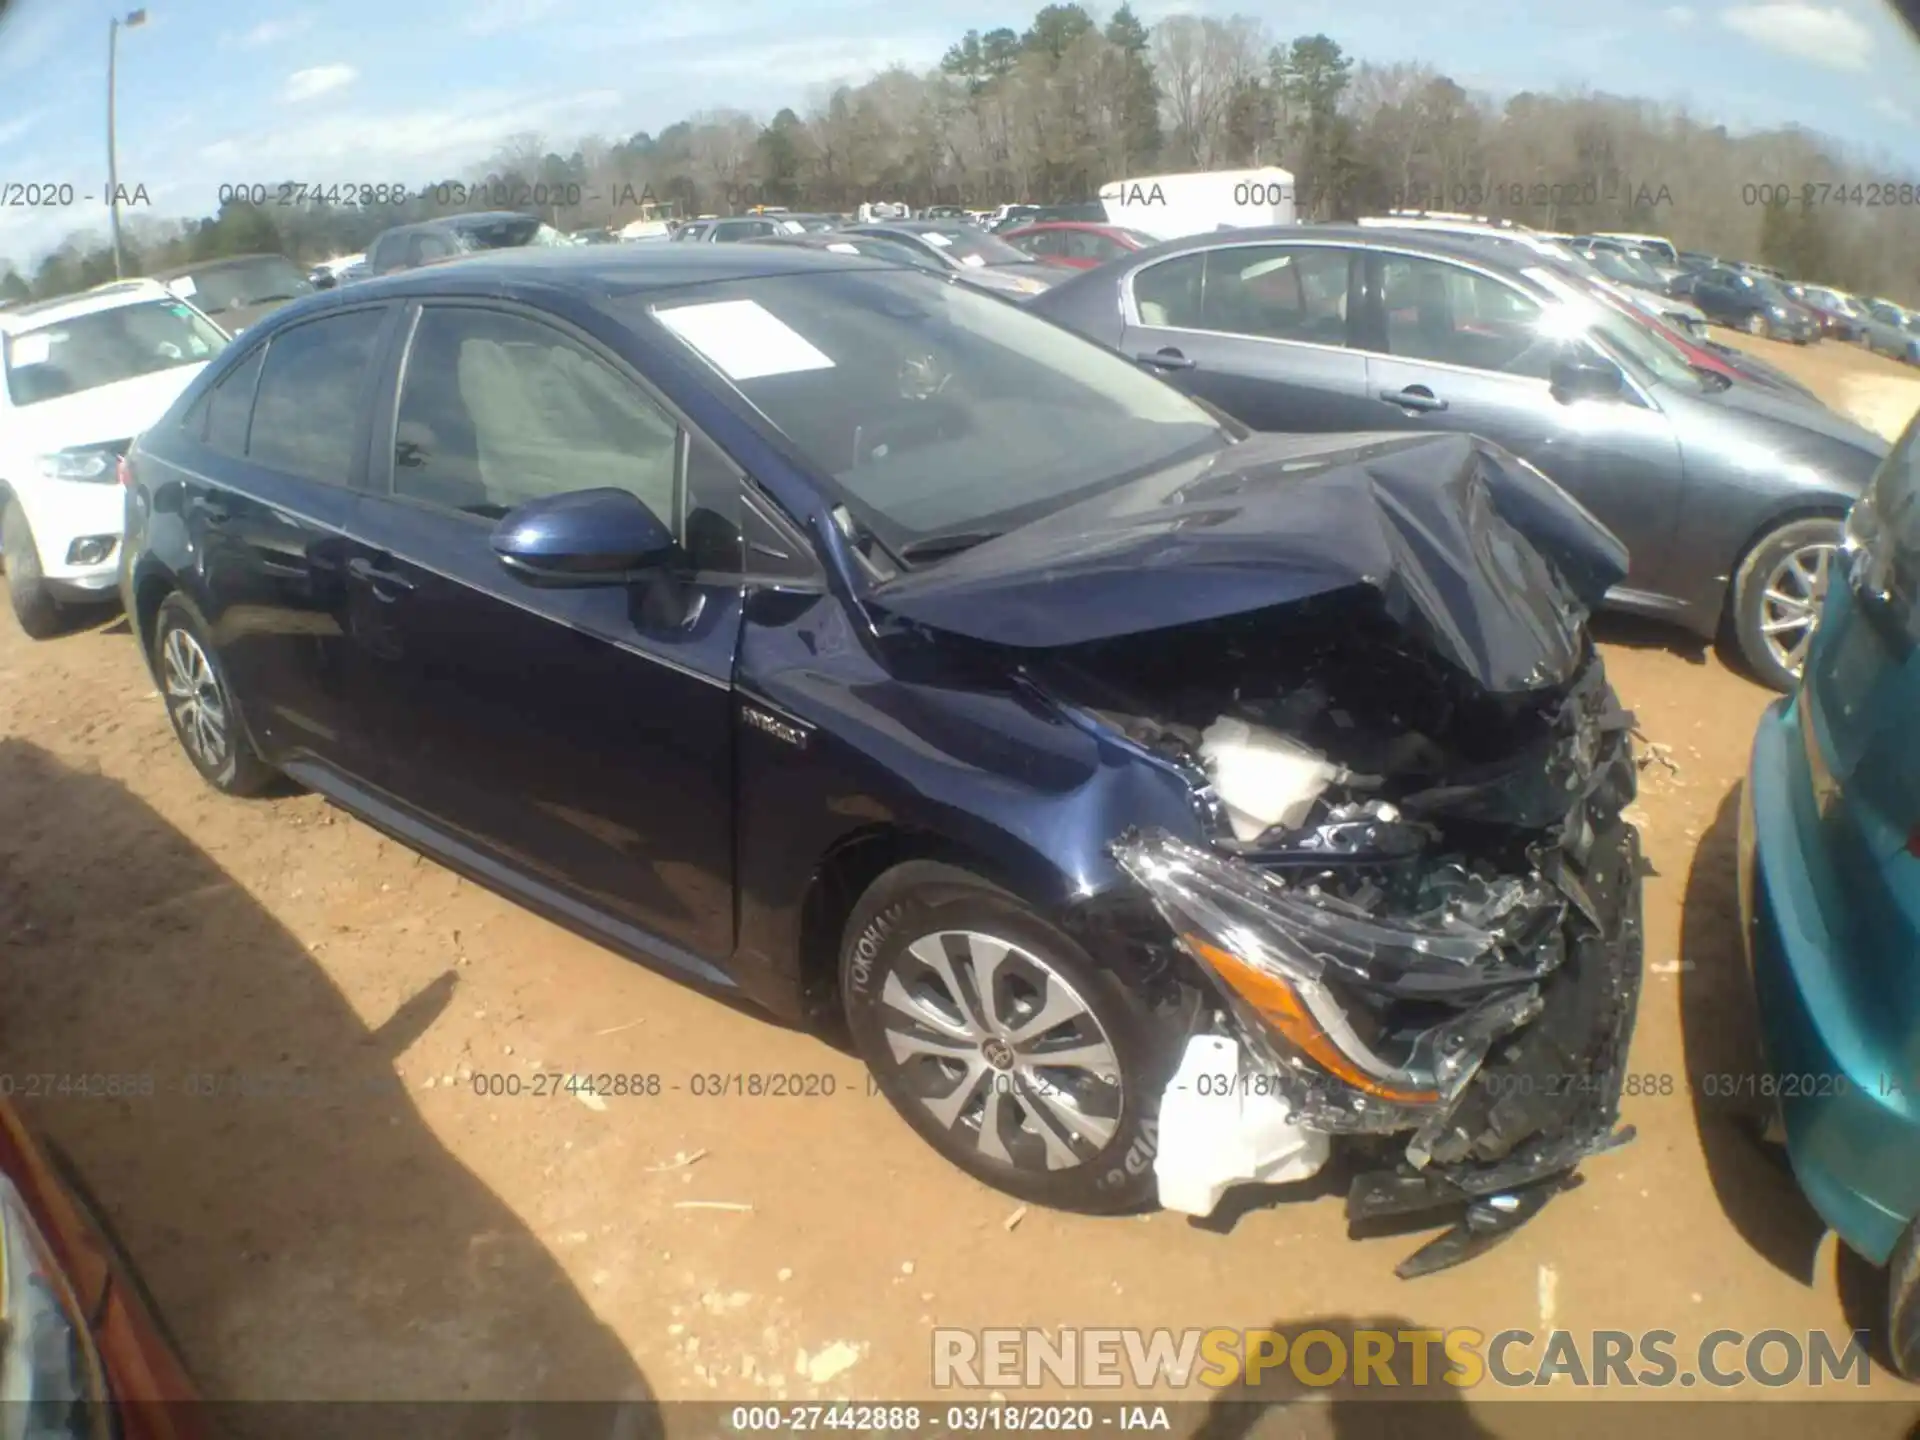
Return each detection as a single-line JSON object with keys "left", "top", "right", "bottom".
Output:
{"left": 0, "top": 1173, "right": 111, "bottom": 1439}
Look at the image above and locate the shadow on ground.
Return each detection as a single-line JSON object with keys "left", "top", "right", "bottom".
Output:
{"left": 0, "top": 739, "right": 655, "bottom": 1434}
{"left": 1678, "top": 783, "right": 1825, "bottom": 1284}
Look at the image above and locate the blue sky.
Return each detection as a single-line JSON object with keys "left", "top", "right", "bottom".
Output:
{"left": 2, "top": 0, "right": 1917, "bottom": 268}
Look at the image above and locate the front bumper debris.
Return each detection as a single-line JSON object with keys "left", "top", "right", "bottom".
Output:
{"left": 1116, "top": 656, "right": 1643, "bottom": 1276}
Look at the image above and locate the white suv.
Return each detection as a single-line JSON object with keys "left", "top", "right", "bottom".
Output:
{"left": 0, "top": 280, "right": 228, "bottom": 637}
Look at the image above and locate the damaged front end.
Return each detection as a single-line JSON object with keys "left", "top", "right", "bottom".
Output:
{"left": 1103, "top": 639, "right": 1644, "bottom": 1276}
{"left": 869, "top": 431, "right": 1646, "bottom": 1274}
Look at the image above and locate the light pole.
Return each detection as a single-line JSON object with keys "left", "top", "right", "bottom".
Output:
{"left": 107, "top": 8, "right": 147, "bottom": 279}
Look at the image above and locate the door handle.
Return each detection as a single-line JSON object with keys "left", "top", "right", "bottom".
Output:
{"left": 1379, "top": 386, "right": 1448, "bottom": 413}
{"left": 347, "top": 555, "right": 416, "bottom": 600}
{"left": 1135, "top": 348, "right": 1196, "bottom": 371}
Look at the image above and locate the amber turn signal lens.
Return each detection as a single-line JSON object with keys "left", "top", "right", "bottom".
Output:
{"left": 1182, "top": 934, "right": 1441, "bottom": 1105}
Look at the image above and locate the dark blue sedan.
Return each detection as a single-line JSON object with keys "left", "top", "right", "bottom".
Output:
{"left": 119, "top": 244, "right": 1644, "bottom": 1275}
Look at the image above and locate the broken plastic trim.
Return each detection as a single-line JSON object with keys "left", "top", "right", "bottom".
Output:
{"left": 1113, "top": 829, "right": 1554, "bottom": 1133}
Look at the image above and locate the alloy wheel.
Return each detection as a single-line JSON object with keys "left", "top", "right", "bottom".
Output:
{"left": 161, "top": 625, "right": 229, "bottom": 771}
{"left": 1758, "top": 539, "right": 1837, "bottom": 679}
{"left": 878, "top": 929, "right": 1124, "bottom": 1174}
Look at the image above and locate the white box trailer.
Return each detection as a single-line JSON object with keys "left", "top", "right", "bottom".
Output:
{"left": 1099, "top": 168, "right": 1296, "bottom": 241}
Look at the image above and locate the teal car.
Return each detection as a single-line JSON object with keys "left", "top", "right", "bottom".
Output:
{"left": 1741, "top": 406, "right": 1920, "bottom": 1368}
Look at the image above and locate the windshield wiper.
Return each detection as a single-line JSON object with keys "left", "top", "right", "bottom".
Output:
{"left": 898, "top": 529, "right": 1003, "bottom": 563}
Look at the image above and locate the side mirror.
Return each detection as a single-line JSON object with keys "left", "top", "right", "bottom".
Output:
{"left": 1550, "top": 352, "right": 1625, "bottom": 403}
{"left": 491, "top": 488, "right": 676, "bottom": 584}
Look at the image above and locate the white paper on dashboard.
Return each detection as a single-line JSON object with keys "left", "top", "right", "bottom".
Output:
{"left": 168, "top": 275, "right": 198, "bottom": 298}
{"left": 826, "top": 242, "right": 860, "bottom": 254}
{"left": 653, "top": 299, "right": 835, "bottom": 381}
{"left": 923, "top": 233, "right": 952, "bottom": 247}
{"left": 959, "top": 254, "right": 985, "bottom": 268}
{"left": 7, "top": 333, "right": 52, "bottom": 366}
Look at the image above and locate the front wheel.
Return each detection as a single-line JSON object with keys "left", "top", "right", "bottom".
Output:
{"left": 154, "top": 593, "right": 277, "bottom": 795}
{"left": 840, "top": 862, "right": 1188, "bottom": 1212}
{"left": 1729, "top": 516, "right": 1844, "bottom": 692}
{"left": 1887, "top": 1220, "right": 1920, "bottom": 1379}
{"left": 1744, "top": 312, "right": 1769, "bottom": 337}
{"left": 1, "top": 502, "right": 64, "bottom": 640}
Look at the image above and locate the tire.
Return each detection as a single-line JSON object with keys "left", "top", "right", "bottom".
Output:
{"left": 841, "top": 861, "right": 1190, "bottom": 1212}
{"left": 1729, "top": 516, "right": 1844, "bottom": 693}
{"left": 1887, "top": 1219, "right": 1920, "bottom": 1380}
{"left": 1, "top": 501, "right": 64, "bottom": 640}
{"left": 1744, "top": 312, "right": 1768, "bottom": 337}
{"left": 153, "top": 593, "right": 277, "bottom": 795}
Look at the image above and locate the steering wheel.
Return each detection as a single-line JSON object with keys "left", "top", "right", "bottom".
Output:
{"left": 897, "top": 351, "right": 952, "bottom": 402}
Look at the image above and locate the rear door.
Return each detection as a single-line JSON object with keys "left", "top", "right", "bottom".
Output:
{"left": 1356, "top": 250, "right": 1685, "bottom": 591}
{"left": 185, "top": 303, "right": 397, "bottom": 783}
{"left": 342, "top": 299, "right": 745, "bottom": 965}
{"left": 1118, "top": 242, "right": 1374, "bottom": 430}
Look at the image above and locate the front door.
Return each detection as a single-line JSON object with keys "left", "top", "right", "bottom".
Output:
{"left": 343, "top": 301, "right": 745, "bottom": 967}
{"left": 1357, "top": 251, "right": 1685, "bottom": 598}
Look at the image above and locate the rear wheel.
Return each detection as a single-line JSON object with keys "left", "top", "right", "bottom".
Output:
{"left": 1744, "top": 312, "right": 1768, "bottom": 337}
{"left": 1730, "top": 517, "right": 1843, "bottom": 692}
{"left": 840, "top": 861, "right": 1190, "bottom": 1212}
{"left": 1, "top": 502, "right": 64, "bottom": 640}
{"left": 154, "top": 593, "right": 277, "bottom": 795}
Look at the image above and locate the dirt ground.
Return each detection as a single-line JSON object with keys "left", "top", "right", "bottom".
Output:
{"left": 2, "top": 332, "right": 1919, "bottom": 1436}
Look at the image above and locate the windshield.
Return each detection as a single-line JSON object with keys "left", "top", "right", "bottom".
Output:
{"left": 636, "top": 269, "right": 1227, "bottom": 549}
{"left": 167, "top": 256, "right": 314, "bottom": 314}
{"left": 1746, "top": 274, "right": 1793, "bottom": 308}
{"left": 1588, "top": 247, "right": 1663, "bottom": 288}
{"left": 912, "top": 227, "right": 1033, "bottom": 269}
{"left": 3, "top": 299, "right": 227, "bottom": 405}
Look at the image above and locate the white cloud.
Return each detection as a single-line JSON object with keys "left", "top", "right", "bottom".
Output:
{"left": 0, "top": 108, "right": 47, "bottom": 149}
{"left": 464, "top": 0, "right": 564, "bottom": 36}
{"left": 283, "top": 65, "right": 359, "bottom": 102}
{"left": 1662, "top": 5, "right": 1698, "bottom": 24}
{"left": 1871, "top": 94, "right": 1915, "bottom": 124}
{"left": 677, "top": 34, "right": 952, "bottom": 85}
{"left": 1719, "top": 4, "right": 1873, "bottom": 69}
{"left": 235, "top": 15, "right": 314, "bottom": 48}
{"left": 196, "top": 87, "right": 623, "bottom": 183}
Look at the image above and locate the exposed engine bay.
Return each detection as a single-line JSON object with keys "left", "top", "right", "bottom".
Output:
{"left": 1035, "top": 587, "right": 1644, "bottom": 1277}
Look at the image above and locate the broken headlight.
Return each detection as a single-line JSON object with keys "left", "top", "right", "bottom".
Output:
{"left": 1113, "top": 829, "right": 1554, "bottom": 1129}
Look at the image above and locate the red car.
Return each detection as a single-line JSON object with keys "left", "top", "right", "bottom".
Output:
{"left": 999, "top": 221, "right": 1159, "bottom": 270}
{"left": 0, "top": 1099, "right": 202, "bottom": 1438}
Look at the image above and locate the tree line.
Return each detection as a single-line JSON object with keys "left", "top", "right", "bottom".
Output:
{"left": 5, "top": 2, "right": 1918, "bottom": 305}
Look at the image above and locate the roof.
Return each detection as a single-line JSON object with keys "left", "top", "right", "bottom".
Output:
{"left": 151, "top": 252, "right": 298, "bottom": 279}
{"left": 375, "top": 211, "right": 537, "bottom": 241}
{"left": 0, "top": 278, "right": 177, "bottom": 331}
{"left": 290, "top": 238, "right": 898, "bottom": 306}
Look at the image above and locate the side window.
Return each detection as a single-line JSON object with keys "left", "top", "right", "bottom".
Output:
{"left": 246, "top": 309, "right": 386, "bottom": 485}
{"left": 1083, "top": 233, "right": 1126, "bottom": 263}
{"left": 201, "top": 344, "right": 266, "bottom": 457}
{"left": 392, "top": 306, "right": 682, "bottom": 529}
{"left": 1376, "top": 256, "right": 1554, "bottom": 378}
{"left": 1198, "top": 246, "right": 1350, "bottom": 346}
{"left": 1131, "top": 252, "right": 1205, "bottom": 328}
{"left": 1021, "top": 231, "right": 1061, "bottom": 257}
{"left": 370, "top": 234, "right": 404, "bottom": 273}
{"left": 408, "top": 233, "right": 454, "bottom": 267}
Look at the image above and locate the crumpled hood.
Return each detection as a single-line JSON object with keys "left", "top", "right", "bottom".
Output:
{"left": 868, "top": 431, "right": 1628, "bottom": 694}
